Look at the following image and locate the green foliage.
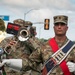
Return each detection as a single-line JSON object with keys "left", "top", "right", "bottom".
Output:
{"left": 39, "top": 38, "right": 48, "bottom": 43}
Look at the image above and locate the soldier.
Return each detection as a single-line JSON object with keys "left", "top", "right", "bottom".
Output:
{"left": 0, "top": 19, "right": 42, "bottom": 75}
{"left": 1, "top": 15, "right": 75, "bottom": 75}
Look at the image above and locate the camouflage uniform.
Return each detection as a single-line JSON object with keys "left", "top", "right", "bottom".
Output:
{"left": 19, "top": 15, "right": 75, "bottom": 75}
{"left": 0, "top": 19, "right": 42, "bottom": 75}
{"left": 21, "top": 37, "right": 75, "bottom": 75}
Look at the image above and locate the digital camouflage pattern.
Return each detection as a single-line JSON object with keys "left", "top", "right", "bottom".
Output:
{"left": 0, "top": 19, "right": 42, "bottom": 75}
{"left": 54, "top": 15, "right": 68, "bottom": 24}
{"left": 25, "top": 21, "right": 32, "bottom": 26}
{"left": 13, "top": 19, "right": 25, "bottom": 27}
{"left": 13, "top": 19, "right": 32, "bottom": 27}
{"left": 21, "top": 37, "right": 75, "bottom": 75}
{"left": 0, "top": 36, "right": 42, "bottom": 75}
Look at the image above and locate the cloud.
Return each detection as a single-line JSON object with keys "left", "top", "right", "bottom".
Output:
{"left": 0, "top": 0, "right": 74, "bottom": 10}
{"left": 0, "top": 0, "right": 75, "bottom": 40}
{"left": 28, "top": 8, "right": 53, "bottom": 22}
{"left": 0, "top": 0, "right": 75, "bottom": 22}
{"left": 0, "top": 0, "right": 41, "bottom": 8}
{"left": 0, "top": 0, "right": 75, "bottom": 16}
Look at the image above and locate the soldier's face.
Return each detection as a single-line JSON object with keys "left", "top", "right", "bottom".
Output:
{"left": 53, "top": 22, "right": 68, "bottom": 36}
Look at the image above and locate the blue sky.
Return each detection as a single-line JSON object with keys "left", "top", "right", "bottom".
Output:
{"left": 0, "top": 0, "right": 75, "bottom": 41}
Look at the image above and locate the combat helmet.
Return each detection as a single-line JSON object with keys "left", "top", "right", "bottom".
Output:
{"left": 0, "top": 18, "right": 6, "bottom": 31}
{"left": 13, "top": 19, "right": 25, "bottom": 27}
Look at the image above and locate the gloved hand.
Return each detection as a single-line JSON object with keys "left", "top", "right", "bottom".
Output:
{"left": 67, "top": 61, "right": 75, "bottom": 72}
{"left": 1, "top": 59, "right": 22, "bottom": 71}
{"left": 0, "top": 59, "right": 10, "bottom": 67}
{"left": 18, "top": 36, "right": 29, "bottom": 41}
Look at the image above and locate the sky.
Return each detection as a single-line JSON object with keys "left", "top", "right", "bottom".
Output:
{"left": 0, "top": 0, "right": 75, "bottom": 41}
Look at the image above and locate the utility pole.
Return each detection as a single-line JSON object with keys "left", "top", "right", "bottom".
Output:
{"left": 24, "top": 8, "right": 38, "bottom": 21}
